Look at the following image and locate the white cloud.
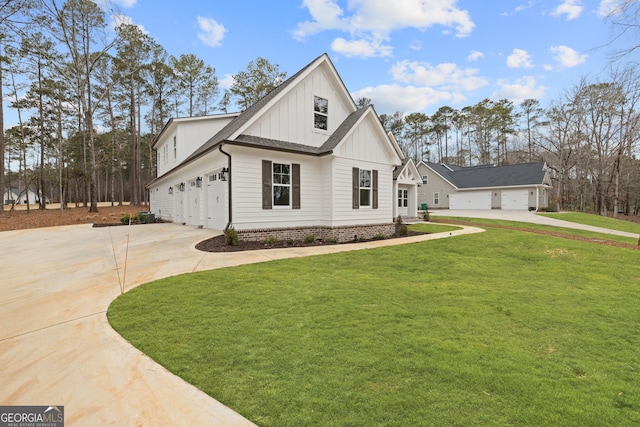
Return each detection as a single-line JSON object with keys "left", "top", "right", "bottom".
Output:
{"left": 294, "top": 0, "right": 474, "bottom": 58}
{"left": 351, "top": 84, "right": 461, "bottom": 114}
{"left": 112, "top": 0, "right": 137, "bottom": 7}
{"left": 506, "top": 48, "right": 534, "bottom": 68}
{"left": 549, "top": 45, "right": 587, "bottom": 67}
{"left": 197, "top": 16, "right": 226, "bottom": 48}
{"left": 95, "top": 0, "right": 137, "bottom": 9}
{"left": 409, "top": 39, "right": 423, "bottom": 51}
{"left": 492, "top": 76, "right": 547, "bottom": 104}
{"left": 467, "top": 50, "right": 484, "bottom": 62}
{"left": 331, "top": 36, "right": 393, "bottom": 58}
{"left": 112, "top": 14, "right": 147, "bottom": 34}
{"left": 390, "top": 60, "right": 488, "bottom": 91}
{"left": 550, "top": 0, "right": 584, "bottom": 20}
{"left": 220, "top": 74, "right": 235, "bottom": 89}
{"left": 597, "top": 0, "right": 623, "bottom": 17}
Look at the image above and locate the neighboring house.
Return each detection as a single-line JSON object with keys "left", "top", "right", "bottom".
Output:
{"left": 417, "top": 161, "right": 552, "bottom": 211}
{"left": 3, "top": 189, "right": 18, "bottom": 205}
{"left": 147, "top": 53, "right": 418, "bottom": 241}
{"left": 4, "top": 189, "right": 47, "bottom": 205}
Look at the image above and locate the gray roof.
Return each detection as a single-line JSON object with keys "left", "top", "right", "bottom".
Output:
{"left": 425, "top": 161, "right": 548, "bottom": 189}
{"left": 147, "top": 53, "right": 383, "bottom": 188}
{"left": 180, "top": 53, "right": 328, "bottom": 165}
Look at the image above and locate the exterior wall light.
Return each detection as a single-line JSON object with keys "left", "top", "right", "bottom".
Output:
{"left": 221, "top": 167, "right": 229, "bottom": 181}
{"left": 179, "top": 182, "right": 185, "bottom": 192}
{"left": 168, "top": 186, "right": 173, "bottom": 194}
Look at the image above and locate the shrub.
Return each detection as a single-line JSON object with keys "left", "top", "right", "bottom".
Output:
{"left": 225, "top": 227, "right": 239, "bottom": 246}
{"left": 304, "top": 234, "right": 316, "bottom": 244}
{"left": 399, "top": 224, "right": 408, "bottom": 236}
{"left": 285, "top": 238, "right": 295, "bottom": 246}
{"left": 120, "top": 213, "right": 140, "bottom": 224}
{"left": 264, "top": 236, "right": 278, "bottom": 246}
{"left": 372, "top": 233, "right": 386, "bottom": 240}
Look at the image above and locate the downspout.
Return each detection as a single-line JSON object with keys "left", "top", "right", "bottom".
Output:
{"left": 219, "top": 144, "right": 232, "bottom": 231}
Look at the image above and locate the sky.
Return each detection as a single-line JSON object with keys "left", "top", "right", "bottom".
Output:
{"left": 5, "top": 0, "right": 639, "bottom": 129}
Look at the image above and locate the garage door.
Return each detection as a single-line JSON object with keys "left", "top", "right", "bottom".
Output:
{"left": 501, "top": 189, "right": 529, "bottom": 210}
{"left": 450, "top": 191, "right": 491, "bottom": 210}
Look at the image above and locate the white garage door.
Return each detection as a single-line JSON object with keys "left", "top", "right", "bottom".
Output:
{"left": 501, "top": 189, "right": 529, "bottom": 210}
{"left": 450, "top": 191, "right": 491, "bottom": 210}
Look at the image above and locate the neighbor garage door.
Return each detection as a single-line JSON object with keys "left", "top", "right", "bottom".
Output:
{"left": 449, "top": 191, "right": 491, "bottom": 210}
{"left": 501, "top": 189, "right": 529, "bottom": 210}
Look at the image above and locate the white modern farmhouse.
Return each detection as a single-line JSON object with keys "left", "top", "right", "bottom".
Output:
{"left": 147, "top": 53, "right": 420, "bottom": 241}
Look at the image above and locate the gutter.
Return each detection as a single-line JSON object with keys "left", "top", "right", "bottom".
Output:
{"left": 219, "top": 144, "right": 232, "bottom": 231}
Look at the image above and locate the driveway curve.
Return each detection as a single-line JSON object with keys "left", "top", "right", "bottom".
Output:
{"left": 0, "top": 222, "right": 483, "bottom": 426}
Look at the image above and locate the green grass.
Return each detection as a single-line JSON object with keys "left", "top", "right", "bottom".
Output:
{"left": 540, "top": 212, "right": 640, "bottom": 235}
{"left": 108, "top": 228, "right": 640, "bottom": 426}
{"left": 408, "top": 222, "right": 462, "bottom": 234}
{"left": 436, "top": 216, "right": 638, "bottom": 245}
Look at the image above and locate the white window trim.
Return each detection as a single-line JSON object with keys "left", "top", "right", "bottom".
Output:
{"left": 173, "top": 136, "right": 177, "bottom": 161}
{"left": 433, "top": 192, "right": 440, "bottom": 205}
{"left": 313, "top": 95, "right": 328, "bottom": 133}
{"left": 273, "top": 162, "right": 292, "bottom": 208}
{"left": 359, "top": 169, "right": 372, "bottom": 208}
{"left": 398, "top": 189, "right": 408, "bottom": 207}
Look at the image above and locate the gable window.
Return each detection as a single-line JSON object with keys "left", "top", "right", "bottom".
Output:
{"left": 352, "top": 167, "right": 378, "bottom": 209}
{"left": 173, "top": 136, "right": 177, "bottom": 160}
{"left": 163, "top": 145, "right": 168, "bottom": 164}
{"left": 314, "top": 96, "right": 328, "bottom": 131}
{"left": 433, "top": 192, "right": 440, "bottom": 205}
{"left": 262, "top": 160, "right": 300, "bottom": 209}
{"left": 398, "top": 189, "right": 408, "bottom": 207}
{"left": 422, "top": 175, "right": 428, "bottom": 184}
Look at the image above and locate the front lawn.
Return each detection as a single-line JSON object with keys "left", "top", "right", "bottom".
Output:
{"left": 539, "top": 212, "right": 640, "bottom": 234}
{"left": 108, "top": 227, "right": 640, "bottom": 426}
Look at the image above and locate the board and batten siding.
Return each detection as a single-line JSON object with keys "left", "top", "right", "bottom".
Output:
{"left": 156, "top": 116, "right": 235, "bottom": 176}
{"left": 244, "top": 65, "right": 350, "bottom": 148}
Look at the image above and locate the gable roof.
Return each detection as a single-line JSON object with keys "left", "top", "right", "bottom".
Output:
{"left": 421, "top": 161, "right": 549, "bottom": 189}
{"left": 394, "top": 158, "right": 421, "bottom": 182}
{"left": 181, "top": 53, "right": 352, "bottom": 165}
{"left": 150, "top": 53, "right": 405, "bottom": 187}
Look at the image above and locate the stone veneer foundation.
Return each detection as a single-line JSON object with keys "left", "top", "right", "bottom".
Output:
{"left": 236, "top": 223, "right": 396, "bottom": 243}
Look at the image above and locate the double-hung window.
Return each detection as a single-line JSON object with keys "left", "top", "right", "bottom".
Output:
{"left": 273, "top": 163, "right": 291, "bottom": 206}
{"left": 314, "top": 96, "right": 328, "bottom": 131}
{"left": 359, "top": 169, "right": 371, "bottom": 207}
{"left": 422, "top": 175, "right": 428, "bottom": 184}
{"left": 434, "top": 192, "right": 440, "bottom": 205}
{"left": 262, "top": 160, "right": 300, "bottom": 210}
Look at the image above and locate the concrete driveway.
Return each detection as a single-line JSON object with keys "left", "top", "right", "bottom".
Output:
{"left": 0, "top": 222, "right": 483, "bottom": 426}
{"left": 429, "top": 209, "right": 639, "bottom": 239}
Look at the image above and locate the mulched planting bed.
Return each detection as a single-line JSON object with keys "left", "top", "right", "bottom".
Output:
{"left": 195, "top": 230, "right": 426, "bottom": 252}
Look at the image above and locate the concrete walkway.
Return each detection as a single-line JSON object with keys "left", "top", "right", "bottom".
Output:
{"left": 0, "top": 222, "right": 484, "bottom": 426}
{"left": 429, "top": 209, "right": 639, "bottom": 239}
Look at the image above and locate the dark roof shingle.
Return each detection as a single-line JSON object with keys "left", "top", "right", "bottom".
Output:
{"left": 426, "top": 161, "right": 547, "bottom": 188}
